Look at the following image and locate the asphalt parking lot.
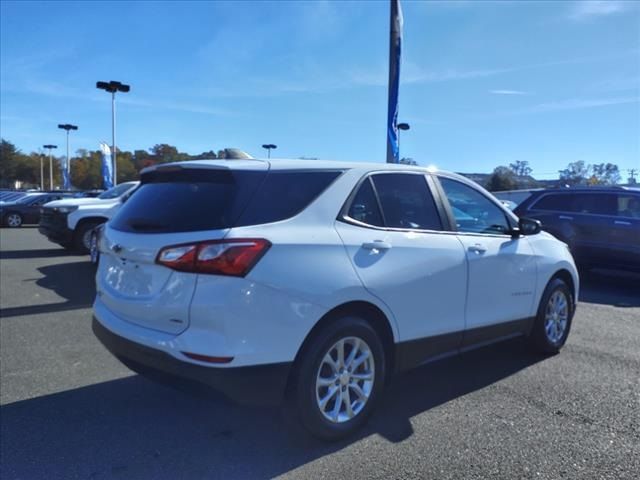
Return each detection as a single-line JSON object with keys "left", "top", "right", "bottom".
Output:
{"left": 1, "top": 228, "right": 638, "bottom": 480}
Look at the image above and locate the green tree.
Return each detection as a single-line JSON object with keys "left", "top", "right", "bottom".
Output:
{"left": 559, "top": 161, "right": 590, "bottom": 186}
{"left": 116, "top": 151, "right": 138, "bottom": 183}
{"left": 509, "top": 160, "right": 532, "bottom": 177}
{"left": 486, "top": 166, "right": 518, "bottom": 191}
{"left": 589, "top": 163, "right": 621, "bottom": 185}
{"left": 0, "top": 139, "right": 20, "bottom": 187}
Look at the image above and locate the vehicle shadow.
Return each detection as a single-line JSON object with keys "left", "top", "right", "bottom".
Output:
{"left": 0, "top": 248, "right": 74, "bottom": 260}
{"left": 0, "top": 338, "right": 543, "bottom": 479}
{"left": 0, "top": 261, "right": 95, "bottom": 318}
{"left": 579, "top": 269, "right": 640, "bottom": 308}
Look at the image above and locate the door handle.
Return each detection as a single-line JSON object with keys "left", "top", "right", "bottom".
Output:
{"left": 614, "top": 220, "right": 631, "bottom": 226}
{"left": 559, "top": 215, "right": 574, "bottom": 221}
{"left": 468, "top": 244, "right": 487, "bottom": 254}
{"left": 362, "top": 241, "right": 392, "bottom": 252}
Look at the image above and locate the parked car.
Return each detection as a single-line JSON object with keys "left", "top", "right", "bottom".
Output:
{"left": 0, "top": 190, "right": 28, "bottom": 204}
{"left": 0, "top": 192, "right": 74, "bottom": 227}
{"left": 39, "top": 181, "right": 139, "bottom": 252}
{"left": 92, "top": 159, "right": 578, "bottom": 440}
{"left": 514, "top": 187, "right": 640, "bottom": 273}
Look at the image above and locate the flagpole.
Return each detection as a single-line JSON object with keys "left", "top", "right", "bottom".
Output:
{"left": 386, "top": 0, "right": 403, "bottom": 163}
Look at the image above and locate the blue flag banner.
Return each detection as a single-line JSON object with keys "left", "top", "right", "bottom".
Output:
{"left": 386, "top": 0, "right": 403, "bottom": 164}
{"left": 62, "top": 158, "right": 71, "bottom": 190}
{"left": 100, "top": 143, "right": 114, "bottom": 189}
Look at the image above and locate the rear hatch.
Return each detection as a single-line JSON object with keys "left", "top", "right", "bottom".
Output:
{"left": 97, "top": 162, "right": 269, "bottom": 334}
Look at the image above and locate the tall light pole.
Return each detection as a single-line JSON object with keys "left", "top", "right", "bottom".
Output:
{"left": 39, "top": 153, "right": 45, "bottom": 190}
{"left": 57, "top": 123, "right": 77, "bottom": 190}
{"left": 262, "top": 144, "right": 277, "bottom": 159}
{"left": 43, "top": 145, "right": 57, "bottom": 190}
{"left": 97, "top": 80, "right": 130, "bottom": 185}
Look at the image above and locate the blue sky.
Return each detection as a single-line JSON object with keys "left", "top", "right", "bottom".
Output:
{"left": 1, "top": 0, "right": 638, "bottom": 179}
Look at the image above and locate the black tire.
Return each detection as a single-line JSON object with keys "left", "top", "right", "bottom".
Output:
{"left": 74, "top": 221, "right": 102, "bottom": 254}
{"left": 3, "top": 212, "right": 23, "bottom": 228}
{"left": 89, "top": 230, "right": 100, "bottom": 266}
{"left": 528, "top": 278, "right": 574, "bottom": 354}
{"left": 290, "top": 316, "right": 386, "bottom": 441}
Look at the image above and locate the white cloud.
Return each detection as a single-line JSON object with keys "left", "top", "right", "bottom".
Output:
{"left": 489, "top": 89, "right": 530, "bottom": 95}
{"left": 524, "top": 96, "right": 639, "bottom": 113}
{"left": 569, "top": 1, "right": 630, "bottom": 21}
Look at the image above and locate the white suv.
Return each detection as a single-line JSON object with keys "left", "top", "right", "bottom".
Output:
{"left": 39, "top": 182, "right": 139, "bottom": 253}
{"left": 93, "top": 159, "right": 578, "bottom": 439}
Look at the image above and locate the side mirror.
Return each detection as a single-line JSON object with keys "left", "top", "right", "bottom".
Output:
{"left": 519, "top": 217, "right": 541, "bottom": 236}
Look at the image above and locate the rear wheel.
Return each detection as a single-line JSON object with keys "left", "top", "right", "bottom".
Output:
{"left": 4, "top": 213, "right": 23, "bottom": 228}
{"left": 291, "top": 316, "right": 386, "bottom": 440}
{"left": 528, "top": 278, "right": 574, "bottom": 354}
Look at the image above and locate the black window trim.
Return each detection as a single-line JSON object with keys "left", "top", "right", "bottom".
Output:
{"left": 338, "top": 170, "right": 446, "bottom": 234}
{"left": 434, "top": 173, "right": 518, "bottom": 238}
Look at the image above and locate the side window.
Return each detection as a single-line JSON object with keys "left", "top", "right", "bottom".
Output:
{"left": 372, "top": 174, "right": 442, "bottom": 230}
{"left": 569, "top": 193, "right": 616, "bottom": 215}
{"left": 346, "top": 178, "right": 384, "bottom": 227}
{"left": 531, "top": 194, "right": 570, "bottom": 212}
{"left": 617, "top": 194, "right": 640, "bottom": 218}
{"left": 439, "top": 177, "right": 510, "bottom": 235}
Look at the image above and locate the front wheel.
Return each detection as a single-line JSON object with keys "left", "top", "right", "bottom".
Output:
{"left": 74, "top": 222, "right": 102, "bottom": 254}
{"left": 291, "top": 316, "right": 386, "bottom": 440}
{"left": 4, "top": 213, "right": 23, "bottom": 228}
{"left": 528, "top": 278, "right": 574, "bottom": 354}
{"left": 89, "top": 230, "right": 100, "bottom": 266}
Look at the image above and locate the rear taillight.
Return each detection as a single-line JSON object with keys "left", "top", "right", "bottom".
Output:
{"left": 156, "top": 238, "right": 271, "bottom": 277}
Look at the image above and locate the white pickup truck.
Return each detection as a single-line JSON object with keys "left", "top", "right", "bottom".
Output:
{"left": 39, "top": 181, "right": 139, "bottom": 253}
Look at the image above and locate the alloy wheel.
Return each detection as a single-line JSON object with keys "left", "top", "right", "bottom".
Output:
{"left": 544, "top": 290, "right": 569, "bottom": 344}
{"left": 7, "top": 214, "right": 22, "bottom": 227}
{"left": 315, "top": 336, "right": 375, "bottom": 423}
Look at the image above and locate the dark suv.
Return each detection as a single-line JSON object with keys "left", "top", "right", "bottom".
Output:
{"left": 514, "top": 187, "right": 640, "bottom": 272}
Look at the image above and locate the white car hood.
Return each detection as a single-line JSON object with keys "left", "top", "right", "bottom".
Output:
{"left": 45, "top": 197, "right": 120, "bottom": 208}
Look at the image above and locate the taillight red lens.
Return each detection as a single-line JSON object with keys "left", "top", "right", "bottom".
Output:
{"left": 156, "top": 238, "right": 270, "bottom": 277}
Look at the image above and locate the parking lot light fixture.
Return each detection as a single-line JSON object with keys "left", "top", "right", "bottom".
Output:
{"left": 262, "top": 144, "right": 277, "bottom": 159}
{"left": 43, "top": 145, "right": 58, "bottom": 189}
{"left": 96, "top": 80, "right": 130, "bottom": 185}
{"left": 397, "top": 123, "right": 410, "bottom": 156}
{"left": 57, "top": 124, "right": 77, "bottom": 190}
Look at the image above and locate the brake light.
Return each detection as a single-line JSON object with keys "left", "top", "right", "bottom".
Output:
{"left": 156, "top": 238, "right": 271, "bottom": 276}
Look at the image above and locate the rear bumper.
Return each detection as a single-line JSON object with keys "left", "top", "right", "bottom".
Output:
{"left": 92, "top": 316, "right": 292, "bottom": 406}
{"left": 39, "top": 210, "right": 73, "bottom": 244}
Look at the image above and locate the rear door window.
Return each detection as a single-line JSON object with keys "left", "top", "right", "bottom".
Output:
{"left": 372, "top": 174, "right": 442, "bottom": 230}
{"left": 346, "top": 178, "right": 384, "bottom": 227}
{"left": 569, "top": 193, "right": 616, "bottom": 215}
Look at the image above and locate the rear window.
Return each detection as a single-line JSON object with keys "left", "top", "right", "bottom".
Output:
{"left": 110, "top": 168, "right": 342, "bottom": 233}
{"left": 111, "top": 169, "right": 266, "bottom": 233}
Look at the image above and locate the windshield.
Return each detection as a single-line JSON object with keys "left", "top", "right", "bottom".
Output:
{"left": 16, "top": 194, "right": 44, "bottom": 205}
{"left": 98, "top": 182, "right": 136, "bottom": 199}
